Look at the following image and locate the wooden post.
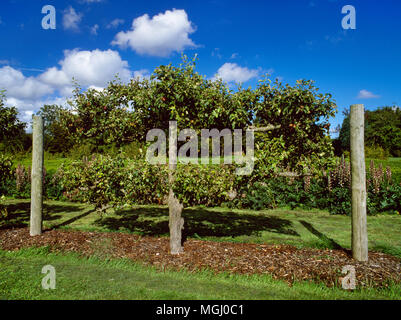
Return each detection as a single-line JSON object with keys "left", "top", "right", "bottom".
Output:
{"left": 30, "top": 116, "right": 44, "bottom": 236}
{"left": 168, "top": 121, "right": 184, "bottom": 254}
{"left": 350, "top": 104, "right": 368, "bottom": 261}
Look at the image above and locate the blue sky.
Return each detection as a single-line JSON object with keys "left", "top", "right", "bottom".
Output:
{"left": 0, "top": 0, "right": 400, "bottom": 135}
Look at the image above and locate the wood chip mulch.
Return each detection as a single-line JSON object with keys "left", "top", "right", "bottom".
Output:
{"left": 0, "top": 228, "right": 400, "bottom": 289}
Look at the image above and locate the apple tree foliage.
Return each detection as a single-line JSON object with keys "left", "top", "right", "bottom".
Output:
{"left": 253, "top": 78, "right": 337, "bottom": 175}
{"left": 46, "top": 55, "right": 336, "bottom": 174}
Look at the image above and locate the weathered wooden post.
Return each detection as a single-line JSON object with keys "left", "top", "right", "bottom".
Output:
{"left": 30, "top": 116, "right": 44, "bottom": 236}
{"left": 350, "top": 104, "right": 368, "bottom": 261}
{"left": 168, "top": 121, "right": 184, "bottom": 254}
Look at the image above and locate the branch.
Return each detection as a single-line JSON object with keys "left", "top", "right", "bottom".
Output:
{"left": 248, "top": 124, "right": 281, "bottom": 132}
{"left": 275, "top": 171, "right": 313, "bottom": 178}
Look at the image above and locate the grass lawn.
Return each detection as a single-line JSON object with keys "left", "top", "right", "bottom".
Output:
{"left": 2, "top": 199, "right": 401, "bottom": 259}
{"left": 1, "top": 199, "right": 400, "bottom": 299}
{"left": 1, "top": 247, "right": 400, "bottom": 300}
{"left": 12, "top": 157, "right": 68, "bottom": 173}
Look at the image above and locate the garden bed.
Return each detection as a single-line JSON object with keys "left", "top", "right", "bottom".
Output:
{"left": 0, "top": 228, "right": 399, "bottom": 289}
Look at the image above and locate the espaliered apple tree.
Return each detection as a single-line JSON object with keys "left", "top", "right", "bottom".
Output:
{"left": 51, "top": 56, "right": 338, "bottom": 254}
{"left": 117, "top": 55, "right": 254, "bottom": 253}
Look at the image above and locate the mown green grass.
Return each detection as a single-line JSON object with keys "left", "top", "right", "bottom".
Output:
{"left": 12, "top": 157, "right": 68, "bottom": 173}
{"left": 0, "top": 247, "right": 399, "bottom": 300}
{"left": 2, "top": 199, "right": 401, "bottom": 259}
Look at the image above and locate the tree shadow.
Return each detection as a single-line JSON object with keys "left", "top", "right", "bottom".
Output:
{"left": 52, "top": 209, "right": 97, "bottom": 229}
{"left": 299, "top": 220, "right": 351, "bottom": 255}
{"left": 96, "top": 207, "right": 299, "bottom": 240}
{"left": 0, "top": 202, "right": 89, "bottom": 230}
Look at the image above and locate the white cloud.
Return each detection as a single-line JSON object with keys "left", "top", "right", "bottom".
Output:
{"left": 0, "top": 66, "right": 53, "bottom": 100}
{"left": 39, "top": 67, "right": 70, "bottom": 88}
{"left": 112, "top": 9, "right": 197, "bottom": 57}
{"left": 1, "top": 49, "right": 133, "bottom": 98}
{"left": 63, "top": 7, "right": 82, "bottom": 31}
{"left": 106, "top": 18, "right": 125, "bottom": 29}
{"left": 22, "top": 110, "right": 34, "bottom": 122}
{"left": 4, "top": 96, "right": 69, "bottom": 131}
{"left": 357, "top": 89, "right": 380, "bottom": 99}
{"left": 5, "top": 96, "right": 66, "bottom": 117}
{"left": 230, "top": 53, "right": 239, "bottom": 59}
{"left": 40, "top": 49, "right": 132, "bottom": 89}
{"left": 215, "top": 63, "right": 259, "bottom": 83}
{"left": 88, "top": 85, "right": 104, "bottom": 92}
{"left": 133, "top": 69, "right": 150, "bottom": 80}
{"left": 91, "top": 24, "right": 99, "bottom": 35}
{"left": 0, "top": 49, "right": 138, "bottom": 122}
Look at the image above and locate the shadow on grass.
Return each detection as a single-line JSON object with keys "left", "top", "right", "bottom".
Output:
{"left": 0, "top": 202, "right": 88, "bottom": 230}
{"left": 299, "top": 220, "right": 351, "bottom": 255}
{"left": 96, "top": 207, "right": 299, "bottom": 240}
{"left": 52, "top": 209, "right": 97, "bottom": 229}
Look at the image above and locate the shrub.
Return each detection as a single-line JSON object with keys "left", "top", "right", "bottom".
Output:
{"left": 55, "top": 154, "right": 126, "bottom": 212}
{"left": 0, "top": 154, "right": 13, "bottom": 195}
{"left": 365, "top": 145, "right": 389, "bottom": 160}
{"left": 233, "top": 181, "right": 277, "bottom": 210}
{"left": 12, "top": 153, "right": 396, "bottom": 216}
{"left": 123, "top": 160, "right": 168, "bottom": 205}
{"left": 0, "top": 195, "right": 7, "bottom": 218}
{"left": 119, "top": 141, "right": 146, "bottom": 160}
{"left": 55, "top": 157, "right": 240, "bottom": 209}
{"left": 173, "top": 164, "right": 238, "bottom": 207}
{"left": 68, "top": 143, "right": 96, "bottom": 160}
{"left": 5, "top": 164, "right": 51, "bottom": 199}
{"left": 14, "top": 164, "right": 32, "bottom": 198}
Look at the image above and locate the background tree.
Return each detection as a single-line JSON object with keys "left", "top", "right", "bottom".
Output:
{"left": 37, "top": 104, "right": 74, "bottom": 154}
{"left": 338, "top": 109, "right": 350, "bottom": 152}
{"left": 0, "top": 90, "right": 27, "bottom": 153}
{"left": 338, "top": 106, "right": 401, "bottom": 157}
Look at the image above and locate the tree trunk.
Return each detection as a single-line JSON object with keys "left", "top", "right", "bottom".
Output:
{"left": 30, "top": 116, "right": 44, "bottom": 236}
{"left": 350, "top": 104, "right": 368, "bottom": 261}
{"left": 168, "top": 121, "right": 184, "bottom": 254}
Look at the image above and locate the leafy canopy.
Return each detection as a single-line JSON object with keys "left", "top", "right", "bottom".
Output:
{"left": 32, "top": 55, "right": 336, "bottom": 174}
{"left": 0, "top": 91, "right": 27, "bottom": 152}
{"left": 338, "top": 106, "right": 401, "bottom": 157}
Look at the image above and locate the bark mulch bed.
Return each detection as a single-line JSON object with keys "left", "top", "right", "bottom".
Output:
{"left": 0, "top": 228, "right": 400, "bottom": 289}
